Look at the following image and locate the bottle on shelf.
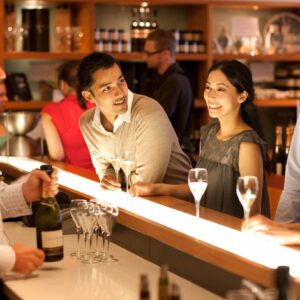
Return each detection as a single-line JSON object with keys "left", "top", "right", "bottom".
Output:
{"left": 275, "top": 266, "right": 296, "bottom": 300}
{"left": 131, "top": 8, "right": 139, "bottom": 52}
{"left": 158, "top": 264, "right": 169, "bottom": 300}
{"left": 4, "top": 3, "right": 16, "bottom": 52}
{"left": 273, "top": 126, "right": 286, "bottom": 175}
{"left": 139, "top": 273, "right": 150, "bottom": 300}
{"left": 35, "top": 164, "right": 64, "bottom": 262}
{"left": 151, "top": 9, "right": 158, "bottom": 30}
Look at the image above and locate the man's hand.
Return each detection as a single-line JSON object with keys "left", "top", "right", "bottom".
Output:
{"left": 243, "top": 214, "right": 300, "bottom": 245}
{"left": 100, "top": 175, "right": 121, "bottom": 191}
{"left": 130, "top": 182, "right": 157, "bottom": 197}
{"left": 11, "top": 244, "right": 45, "bottom": 275}
{"left": 22, "top": 168, "right": 59, "bottom": 203}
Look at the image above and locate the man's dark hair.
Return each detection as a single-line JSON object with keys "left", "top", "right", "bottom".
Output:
{"left": 146, "top": 29, "right": 176, "bottom": 56}
{"left": 77, "top": 52, "right": 120, "bottom": 103}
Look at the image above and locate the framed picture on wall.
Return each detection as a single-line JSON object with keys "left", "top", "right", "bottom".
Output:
{"left": 5, "top": 73, "right": 32, "bottom": 101}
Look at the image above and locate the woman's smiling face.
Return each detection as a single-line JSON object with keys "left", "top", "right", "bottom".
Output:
{"left": 204, "top": 69, "right": 244, "bottom": 120}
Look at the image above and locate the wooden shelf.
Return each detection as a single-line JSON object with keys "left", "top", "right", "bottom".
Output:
{"left": 4, "top": 101, "right": 48, "bottom": 111}
{"left": 213, "top": 53, "right": 300, "bottom": 62}
{"left": 3, "top": 51, "right": 207, "bottom": 62}
{"left": 3, "top": 52, "right": 90, "bottom": 60}
{"left": 254, "top": 99, "right": 299, "bottom": 107}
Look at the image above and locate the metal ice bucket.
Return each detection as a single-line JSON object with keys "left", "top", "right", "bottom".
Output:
{"left": 0, "top": 111, "right": 39, "bottom": 135}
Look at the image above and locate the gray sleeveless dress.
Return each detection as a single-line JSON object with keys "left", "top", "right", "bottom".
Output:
{"left": 196, "top": 122, "right": 270, "bottom": 218}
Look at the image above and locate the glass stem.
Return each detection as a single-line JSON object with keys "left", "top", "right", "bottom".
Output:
{"left": 244, "top": 208, "right": 250, "bottom": 221}
{"left": 106, "top": 234, "right": 111, "bottom": 258}
{"left": 76, "top": 228, "right": 80, "bottom": 258}
{"left": 195, "top": 200, "right": 200, "bottom": 218}
{"left": 94, "top": 227, "right": 99, "bottom": 255}
{"left": 102, "top": 232, "right": 106, "bottom": 257}
{"left": 126, "top": 175, "right": 129, "bottom": 193}
{"left": 88, "top": 233, "right": 93, "bottom": 263}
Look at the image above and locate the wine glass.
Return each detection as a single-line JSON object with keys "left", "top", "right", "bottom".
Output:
{"left": 236, "top": 176, "right": 258, "bottom": 228}
{"left": 188, "top": 168, "right": 208, "bottom": 218}
{"left": 120, "top": 151, "right": 136, "bottom": 193}
{"left": 69, "top": 199, "right": 87, "bottom": 259}
{"left": 80, "top": 203, "right": 99, "bottom": 264}
{"left": 111, "top": 147, "right": 122, "bottom": 181}
{"left": 99, "top": 202, "right": 119, "bottom": 264}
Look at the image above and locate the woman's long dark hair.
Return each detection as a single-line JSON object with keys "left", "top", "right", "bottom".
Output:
{"left": 208, "top": 60, "right": 269, "bottom": 169}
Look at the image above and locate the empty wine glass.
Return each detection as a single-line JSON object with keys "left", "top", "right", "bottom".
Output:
{"left": 99, "top": 202, "right": 119, "bottom": 264}
{"left": 120, "top": 151, "right": 136, "bottom": 193}
{"left": 188, "top": 168, "right": 208, "bottom": 218}
{"left": 69, "top": 199, "right": 87, "bottom": 258}
{"left": 236, "top": 176, "right": 258, "bottom": 228}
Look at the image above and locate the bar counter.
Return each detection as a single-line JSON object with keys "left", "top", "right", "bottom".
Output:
{"left": 0, "top": 156, "right": 300, "bottom": 299}
{"left": 3, "top": 222, "right": 222, "bottom": 300}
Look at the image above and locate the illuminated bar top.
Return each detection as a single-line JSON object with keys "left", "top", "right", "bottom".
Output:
{"left": 1, "top": 156, "right": 300, "bottom": 297}
{"left": 3, "top": 222, "right": 222, "bottom": 300}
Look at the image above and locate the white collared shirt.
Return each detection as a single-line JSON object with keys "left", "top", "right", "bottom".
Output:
{"left": 92, "top": 90, "right": 134, "bottom": 134}
{"left": 0, "top": 181, "right": 32, "bottom": 275}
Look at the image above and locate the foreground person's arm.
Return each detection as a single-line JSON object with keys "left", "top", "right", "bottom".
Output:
{"left": 0, "top": 169, "right": 58, "bottom": 275}
{"left": 244, "top": 214, "right": 300, "bottom": 245}
{"left": 131, "top": 182, "right": 191, "bottom": 201}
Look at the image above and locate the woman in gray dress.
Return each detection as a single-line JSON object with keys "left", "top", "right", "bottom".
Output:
{"left": 131, "top": 60, "right": 270, "bottom": 218}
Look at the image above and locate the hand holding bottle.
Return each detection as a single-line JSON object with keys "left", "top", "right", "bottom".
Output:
{"left": 22, "top": 168, "right": 59, "bottom": 203}
{"left": 11, "top": 243, "right": 45, "bottom": 275}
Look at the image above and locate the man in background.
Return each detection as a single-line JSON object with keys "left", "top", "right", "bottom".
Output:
{"left": 143, "top": 29, "right": 194, "bottom": 159}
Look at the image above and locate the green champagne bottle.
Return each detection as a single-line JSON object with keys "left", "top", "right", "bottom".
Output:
{"left": 35, "top": 164, "right": 63, "bottom": 262}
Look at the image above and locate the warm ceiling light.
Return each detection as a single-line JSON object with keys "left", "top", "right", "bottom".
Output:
{"left": 253, "top": 5, "right": 259, "bottom": 10}
{"left": 141, "top": 2, "right": 149, "bottom": 7}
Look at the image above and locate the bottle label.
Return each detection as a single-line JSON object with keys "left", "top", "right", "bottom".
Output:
{"left": 41, "top": 230, "right": 63, "bottom": 248}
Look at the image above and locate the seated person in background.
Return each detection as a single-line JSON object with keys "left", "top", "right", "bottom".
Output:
{"left": 131, "top": 60, "right": 270, "bottom": 218}
{"left": 41, "top": 60, "right": 95, "bottom": 170}
{"left": 77, "top": 52, "right": 191, "bottom": 190}
{"left": 244, "top": 214, "right": 300, "bottom": 245}
{"left": 275, "top": 116, "right": 300, "bottom": 223}
{"left": 143, "top": 29, "right": 194, "bottom": 159}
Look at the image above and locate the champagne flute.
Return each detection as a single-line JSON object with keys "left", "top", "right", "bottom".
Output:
{"left": 80, "top": 203, "right": 98, "bottom": 264}
{"left": 69, "top": 199, "right": 87, "bottom": 258}
{"left": 111, "top": 147, "right": 121, "bottom": 181}
{"left": 188, "top": 168, "right": 208, "bottom": 218}
{"left": 236, "top": 176, "right": 258, "bottom": 228}
{"left": 120, "top": 151, "right": 136, "bottom": 193}
{"left": 99, "top": 203, "right": 119, "bottom": 264}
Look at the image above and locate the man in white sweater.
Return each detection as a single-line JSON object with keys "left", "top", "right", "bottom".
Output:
{"left": 78, "top": 52, "right": 191, "bottom": 191}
